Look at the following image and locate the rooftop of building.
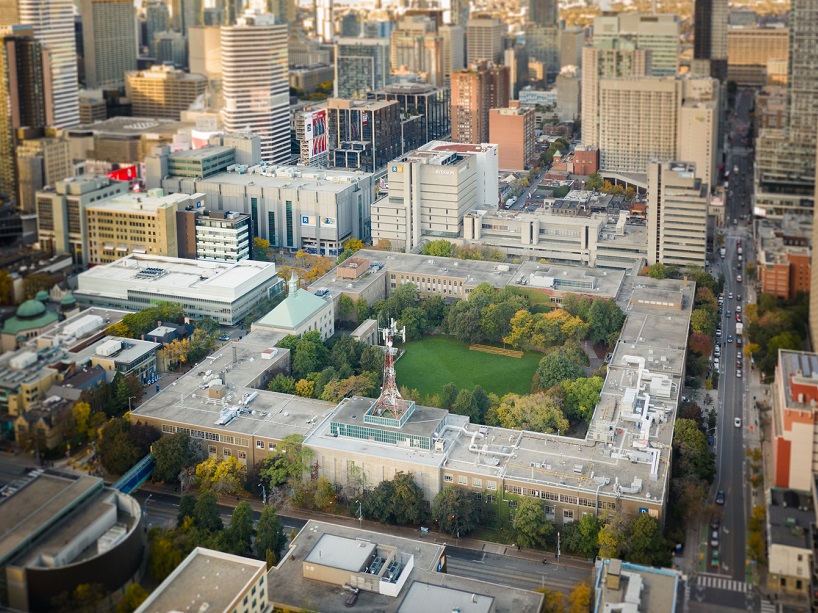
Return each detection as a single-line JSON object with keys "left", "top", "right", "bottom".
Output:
{"left": 512, "top": 261, "right": 626, "bottom": 299}
{"left": 254, "top": 276, "right": 331, "bottom": 331}
{"left": 379, "top": 82, "right": 440, "bottom": 95}
{"left": 192, "top": 165, "right": 372, "bottom": 192}
{"left": 167, "top": 145, "right": 234, "bottom": 161}
{"left": 328, "top": 98, "right": 397, "bottom": 111}
{"left": 777, "top": 350, "right": 818, "bottom": 408}
{"left": 594, "top": 558, "right": 683, "bottom": 613}
{"left": 767, "top": 488, "right": 814, "bottom": 550}
{"left": 0, "top": 473, "right": 138, "bottom": 568}
{"left": 34, "top": 307, "right": 132, "bottom": 352}
{"left": 130, "top": 329, "right": 336, "bottom": 441}
{"left": 424, "top": 142, "right": 498, "bottom": 154}
{"left": 67, "top": 116, "right": 194, "bottom": 137}
{"left": 126, "top": 65, "right": 207, "bottom": 80}
{"left": 72, "top": 336, "right": 160, "bottom": 366}
{"left": 268, "top": 520, "right": 544, "bottom": 613}
{"left": 135, "top": 547, "right": 266, "bottom": 613}
{"left": 84, "top": 189, "right": 197, "bottom": 214}
{"left": 76, "top": 254, "right": 278, "bottom": 300}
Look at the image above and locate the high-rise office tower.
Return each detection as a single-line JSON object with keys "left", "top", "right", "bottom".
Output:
{"left": 439, "top": 25, "right": 465, "bottom": 83}
{"left": 315, "top": 0, "right": 333, "bottom": 43}
{"left": 0, "top": 25, "right": 47, "bottom": 205}
{"left": 528, "top": 0, "right": 558, "bottom": 27}
{"left": 0, "top": 0, "right": 80, "bottom": 128}
{"left": 145, "top": 1, "right": 169, "bottom": 48}
{"left": 581, "top": 43, "right": 652, "bottom": 148}
{"left": 266, "top": 0, "right": 295, "bottom": 24}
{"left": 466, "top": 18, "right": 503, "bottom": 64}
{"left": 390, "top": 17, "right": 444, "bottom": 87}
{"left": 170, "top": 0, "right": 203, "bottom": 34}
{"left": 693, "top": 0, "right": 728, "bottom": 80}
{"left": 441, "top": 0, "right": 469, "bottom": 27}
{"left": 335, "top": 38, "right": 391, "bottom": 99}
{"left": 221, "top": 12, "right": 289, "bottom": 164}
{"left": 153, "top": 30, "right": 187, "bottom": 68}
{"left": 80, "top": 0, "right": 137, "bottom": 89}
{"left": 126, "top": 65, "right": 206, "bottom": 120}
{"left": 593, "top": 13, "right": 680, "bottom": 77}
{"left": 451, "top": 62, "right": 510, "bottom": 144}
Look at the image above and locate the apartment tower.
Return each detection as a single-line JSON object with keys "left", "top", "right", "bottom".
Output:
{"left": 466, "top": 18, "right": 503, "bottom": 64}
{"left": 220, "top": 12, "right": 289, "bottom": 164}
{"left": 335, "top": 38, "right": 391, "bottom": 99}
{"left": 80, "top": 0, "right": 137, "bottom": 89}
{"left": 0, "top": 0, "right": 80, "bottom": 128}
{"left": 451, "top": 62, "right": 510, "bottom": 144}
{"left": 125, "top": 66, "right": 207, "bottom": 120}
{"left": 693, "top": 0, "right": 728, "bottom": 80}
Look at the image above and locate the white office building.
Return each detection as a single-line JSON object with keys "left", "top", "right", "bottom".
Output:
{"left": 220, "top": 12, "right": 289, "bottom": 164}
{"left": 75, "top": 254, "right": 284, "bottom": 325}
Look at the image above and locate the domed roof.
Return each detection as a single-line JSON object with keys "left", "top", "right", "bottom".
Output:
{"left": 60, "top": 292, "right": 77, "bottom": 306}
{"left": 16, "top": 299, "right": 47, "bottom": 319}
{"left": 35, "top": 290, "right": 49, "bottom": 302}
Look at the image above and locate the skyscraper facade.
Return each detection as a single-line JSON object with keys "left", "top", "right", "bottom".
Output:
{"left": 466, "top": 18, "right": 503, "bottom": 64}
{"left": 221, "top": 12, "right": 289, "bottom": 164}
{"left": 451, "top": 62, "right": 510, "bottom": 144}
{"left": 693, "top": 0, "right": 728, "bottom": 80}
{"left": 80, "top": 0, "right": 137, "bottom": 89}
{"left": 528, "top": 0, "right": 558, "bottom": 27}
{"left": 0, "top": 0, "right": 80, "bottom": 128}
{"left": 593, "top": 13, "right": 680, "bottom": 77}
{"left": 390, "top": 17, "right": 444, "bottom": 87}
{"left": 335, "top": 38, "right": 391, "bottom": 99}
{"left": 0, "top": 25, "right": 46, "bottom": 204}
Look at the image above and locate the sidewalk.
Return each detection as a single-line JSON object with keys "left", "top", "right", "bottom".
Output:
{"left": 139, "top": 480, "right": 595, "bottom": 572}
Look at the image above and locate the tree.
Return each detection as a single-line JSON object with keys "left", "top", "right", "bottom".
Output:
{"left": 97, "top": 417, "right": 141, "bottom": 475}
{"left": 688, "top": 332, "right": 714, "bottom": 356}
{"left": 115, "top": 584, "right": 149, "bottom": 613}
{"left": 295, "top": 378, "right": 315, "bottom": 398}
{"left": 193, "top": 491, "right": 224, "bottom": 532}
{"left": 536, "top": 587, "right": 566, "bottom": 613}
{"left": 178, "top": 494, "right": 196, "bottom": 527}
{"left": 642, "top": 263, "right": 669, "bottom": 279}
{"left": 431, "top": 486, "right": 478, "bottom": 537}
{"left": 152, "top": 432, "right": 205, "bottom": 483}
{"left": 587, "top": 172, "right": 604, "bottom": 192}
{"left": 690, "top": 308, "right": 717, "bottom": 337}
{"left": 363, "top": 472, "right": 425, "bottom": 525}
{"left": 356, "top": 298, "right": 370, "bottom": 323}
{"left": 673, "top": 418, "right": 715, "bottom": 483}
{"left": 313, "top": 476, "right": 338, "bottom": 512}
{"left": 339, "top": 295, "right": 354, "bottom": 319}
{"left": 575, "top": 514, "right": 601, "bottom": 558}
{"left": 625, "top": 513, "right": 669, "bottom": 566}
{"left": 268, "top": 373, "right": 296, "bottom": 394}
{"left": 568, "top": 582, "right": 591, "bottom": 613}
{"left": 421, "top": 239, "right": 453, "bottom": 257}
{"left": 196, "top": 456, "right": 247, "bottom": 495}
{"left": 513, "top": 498, "right": 554, "bottom": 549}
{"left": 561, "top": 377, "right": 603, "bottom": 423}
{"left": 72, "top": 402, "right": 92, "bottom": 439}
{"left": 399, "top": 306, "right": 428, "bottom": 340}
{"left": 254, "top": 505, "right": 286, "bottom": 561}
{"left": 0, "top": 269, "right": 13, "bottom": 305}
{"left": 496, "top": 393, "right": 569, "bottom": 433}
{"left": 625, "top": 186, "right": 637, "bottom": 201}
{"left": 535, "top": 350, "right": 586, "bottom": 390}
{"left": 148, "top": 529, "right": 188, "bottom": 581}
{"left": 598, "top": 515, "right": 627, "bottom": 559}
{"left": 224, "top": 501, "right": 255, "bottom": 556}
{"left": 441, "top": 383, "right": 459, "bottom": 412}
{"left": 359, "top": 345, "right": 384, "bottom": 377}
{"left": 586, "top": 298, "right": 625, "bottom": 346}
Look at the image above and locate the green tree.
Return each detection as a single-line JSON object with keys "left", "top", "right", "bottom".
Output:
{"left": 575, "top": 513, "right": 601, "bottom": 558}
{"left": 115, "top": 583, "right": 149, "bottom": 613}
{"left": 72, "top": 402, "right": 92, "bottom": 439}
{"left": 422, "top": 239, "right": 453, "bottom": 257}
{"left": 177, "top": 494, "right": 196, "bottom": 527}
{"left": 587, "top": 172, "right": 604, "bottom": 192}
{"left": 363, "top": 472, "right": 425, "bottom": 525}
{"left": 431, "top": 486, "right": 478, "bottom": 537}
{"left": 193, "top": 491, "right": 224, "bottom": 532}
{"left": 339, "top": 295, "right": 354, "bottom": 319}
{"left": 313, "top": 476, "right": 338, "bottom": 512}
{"left": 598, "top": 515, "right": 627, "bottom": 559}
{"left": 561, "top": 377, "right": 603, "bottom": 422}
{"left": 399, "top": 306, "right": 428, "bottom": 340}
{"left": 496, "top": 393, "right": 569, "bottom": 433}
{"left": 253, "top": 237, "right": 270, "bottom": 260}
{"left": 225, "top": 501, "right": 255, "bottom": 556}
{"left": 356, "top": 298, "right": 370, "bottom": 324}
{"left": 152, "top": 432, "right": 205, "bottom": 483}
{"left": 535, "top": 350, "right": 586, "bottom": 390}
{"left": 148, "top": 529, "right": 188, "bottom": 581}
{"left": 441, "top": 383, "right": 459, "bottom": 412}
{"left": 292, "top": 332, "right": 330, "bottom": 380}
{"left": 359, "top": 345, "right": 384, "bottom": 378}
{"left": 97, "top": 417, "right": 141, "bottom": 475}
{"left": 625, "top": 513, "right": 669, "bottom": 566}
{"left": 268, "top": 373, "right": 296, "bottom": 394}
{"left": 513, "top": 498, "right": 554, "bottom": 549}
{"left": 254, "top": 505, "right": 286, "bottom": 560}
{"left": 643, "top": 263, "right": 669, "bottom": 279}
{"left": 586, "top": 298, "right": 625, "bottom": 346}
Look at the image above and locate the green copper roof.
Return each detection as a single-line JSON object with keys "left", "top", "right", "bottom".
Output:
{"left": 60, "top": 292, "right": 77, "bottom": 306}
{"left": 16, "top": 299, "right": 46, "bottom": 319}
{"left": 2, "top": 310, "right": 58, "bottom": 335}
{"left": 255, "top": 275, "right": 329, "bottom": 330}
{"left": 35, "top": 290, "right": 50, "bottom": 302}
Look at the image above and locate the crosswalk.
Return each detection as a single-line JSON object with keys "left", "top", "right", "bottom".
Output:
{"left": 760, "top": 601, "right": 778, "bottom": 613}
{"left": 695, "top": 574, "right": 749, "bottom": 593}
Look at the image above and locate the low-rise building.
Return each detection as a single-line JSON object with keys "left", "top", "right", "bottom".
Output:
{"left": 756, "top": 216, "right": 812, "bottom": 300}
{"left": 289, "top": 64, "right": 334, "bottom": 94}
{"left": 593, "top": 558, "right": 685, "bottom": 612}
{"left": 0, "top": 474, "right": 145, "bottom": 613}
{"left": 252, "top": 274, "right": 334, "bottom": 341}
{"left": 766, "top": 488, "right": 814, "bottom": 602}
{"left": 135, "top": 548, "right": 267, "bottom": 613}
{"left": 176, "top": 208, "right": 252, "bottom": 263}
{"left": 0, "top": 299, "right": 59, "bottom": 352}
{"left": 13, "top": 395, "right": 74, "bottom": 450}
{"left": 267, "top": 520, "right": 544, "bottom": 612}
{"left": 72, "top": 336, "right": 160, "bottom": 384}
{"left": 75, "top": 254, "right": 283, "bottom": 325}
{"left": 125, "top": 65, "right": 207, "bottom": 120}
{"left": 772, "top": 350, "right": 818, "bottom": 492}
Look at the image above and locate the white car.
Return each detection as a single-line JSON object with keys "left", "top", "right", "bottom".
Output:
{"left": 734, "top": 417, "right": 742, "bottom": 428}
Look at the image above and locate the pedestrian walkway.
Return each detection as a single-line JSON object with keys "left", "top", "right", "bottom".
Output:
{"left": 696, "top": 573, "right": 750, "bottom": 593}
{"left": 760, "top": 600, "right": 778, "bottom": 613}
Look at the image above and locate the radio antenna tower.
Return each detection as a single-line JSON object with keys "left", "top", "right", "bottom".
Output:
{"left": 373, "top": 318, "right": 411, "bottom": 417}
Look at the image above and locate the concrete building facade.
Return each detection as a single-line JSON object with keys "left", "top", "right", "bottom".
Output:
{"left": 80, "top": 0, "right": 137, "bottom": 89}
{"left": 220, "top": 12, "right": 289, "bottom": 164}
{"left": 126, "top": 65, "right": 206, "bottom": 120}
{"left": 466, "top": 18, "right": 503, "bottom": 64}
{"left": 327, "top": 98, "right": 402, "bottom": 174}
{"left": 390, "top": 17, "right": 444, "bottom": 87}
{"left": 727, "top": 26, "right": 789, "bottom": 85}
{"left": 335, "top": 38, "right": 391, "bottom": 99}
{"left": 450, "top": 62, "right": 510, "bottom": 144}
{"left": 647, "top": 161, "right": 709, "bottom": 267}
{"left": 176, "top": 207, "right": 252, "bottom": 263}
{"left": 593, "top": 12, "right": 680, "bottom": 77}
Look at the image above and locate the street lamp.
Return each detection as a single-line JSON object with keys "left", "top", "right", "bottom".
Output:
{"left": 128, "top": 396, "right": 136, "bottom": 412}
{"left": 259, "top": 484, "right": 266, "bottom": 505}
{"left": 355, "top": 499, "right": 362, "bottom": 529}
{"left": 143, "top": 493, "right": 152, "bottom": 517}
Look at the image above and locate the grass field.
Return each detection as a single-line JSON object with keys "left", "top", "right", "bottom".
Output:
{"left": 394, "top": 335, "right": 541, "bottom": 398}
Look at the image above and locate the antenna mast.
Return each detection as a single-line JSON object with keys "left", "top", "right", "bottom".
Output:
{"left": 373, "top": 318, "right": 410, "bottom": 417}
